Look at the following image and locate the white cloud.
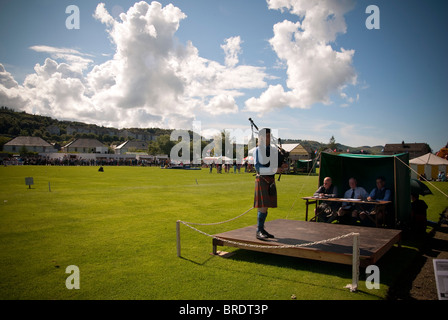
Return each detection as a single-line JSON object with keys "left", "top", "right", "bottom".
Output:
{"left": 0, "top": 1, "right": 269, "bottom": 128}
{"left": 29, "top": 45, "right": 93, "bottom": 75}
{"left": 0, "top": 64, "right": 19, "bottom": 89}
{"left": 0, "top": 64, "right": 27, "bottom": 108}
{"left": 271, "top": 115, "right": 386, "bottom": 147}
{"left": 245, "top": 0, "right": 357, "bottom": 113}
{"left": 93, "top": 3, "right": 115, "bottom": 26}
{"left": 176, "top": 40, "right": 267, "bottom": 102}
{"left": 205, "top": 94, "right": 238, "bottom": 115}
{"left": 221, "top": 36, "right": 242, "bottom": 68}
{"left": 245, "top": 84, "right": 295, "bottom": 112}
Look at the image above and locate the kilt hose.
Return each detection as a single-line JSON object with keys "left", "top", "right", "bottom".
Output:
{"left": 254, "top": 175, "right": 277, "bottom": 208}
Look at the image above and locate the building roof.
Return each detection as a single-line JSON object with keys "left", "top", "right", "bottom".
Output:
{"left": 383, "top": 142, "right": 430, "bottom": 154}
{"left": 116, "top": 140, "right": 149, "bottom": 150}
{"left": 64, "top": 138, "right": 106, "bottom": 148}
{"left": 282, "top": 143, "right": 309, "bottom": 156}
{"left": 4, "top": 136, "right": 53, "bottom": 147}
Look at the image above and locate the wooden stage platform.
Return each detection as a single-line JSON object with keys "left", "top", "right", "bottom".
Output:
{"left": 212, "top": 220, "right": 401, "bottom": 267}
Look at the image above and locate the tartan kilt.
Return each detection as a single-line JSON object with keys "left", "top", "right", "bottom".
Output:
{"left": 254, "top": 175, "right": 277, "bottom": 208}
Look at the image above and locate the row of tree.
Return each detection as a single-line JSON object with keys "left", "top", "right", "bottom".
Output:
{"left": 1, "top": 107, "right": 372, "bottom": 158}
{"left": 148, "top": 131, "right": 248, "bottom": 160}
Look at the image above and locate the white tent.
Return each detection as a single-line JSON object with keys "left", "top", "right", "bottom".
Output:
{"left": 245, "top": 156, "right": 254, "bottom": 163}
{"left": 203, "top": 156, "right": 233, "bottom": 164}
{"left": 409, "top": 153, "right": 448, "bottom": 180}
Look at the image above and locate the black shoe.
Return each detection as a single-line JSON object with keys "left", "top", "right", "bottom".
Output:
{"left": 256, "top": 231, "right": 268, "bottom": 240}
{"left": 256, "top": 229, "right": 274, "bottom": 240}
{"left": 263, "top": 229, "right": 274, "bottom": 238}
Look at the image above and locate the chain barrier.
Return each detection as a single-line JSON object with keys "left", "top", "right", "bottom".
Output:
{"left": 176, "top": 205, "right": 361, "bottom": 292}
{"left": 178, "top": 218, "right": 359, "bottom": 250}
{"left": 180, "top": 206, "right": 255, "bottom": 226}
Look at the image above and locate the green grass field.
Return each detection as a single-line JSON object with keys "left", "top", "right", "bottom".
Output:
{"left": 1, "top": 165, "right": 447, "bottom": 300}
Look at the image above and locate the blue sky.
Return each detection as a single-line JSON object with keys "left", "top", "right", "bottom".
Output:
{"left": 0, "top": 0, "right": 447, "bottom": 151}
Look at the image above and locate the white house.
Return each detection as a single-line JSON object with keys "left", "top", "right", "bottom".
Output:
{"left": 3, "top": 136, "right": 57, "bottom": 153}
{"left": 62, "top": 138, "right": 109, "bottom": 153}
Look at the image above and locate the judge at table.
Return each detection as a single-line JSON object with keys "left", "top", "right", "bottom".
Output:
{"left": 337, "top": 177, "right": 368, "bottom": 224}
{"left": 358, "top": 176, "right": 391, "bottom": 226}
{"left": 313, "top": 177, "right": 339, "bottom": 222}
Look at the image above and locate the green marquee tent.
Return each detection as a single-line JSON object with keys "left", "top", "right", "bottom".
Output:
{"left": 318, "top": 152, "right": 411, "bottom": 227}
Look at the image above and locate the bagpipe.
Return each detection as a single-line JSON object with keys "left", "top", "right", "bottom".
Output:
{"left": 249, "top": 118, "right": 290, "bottom": 181}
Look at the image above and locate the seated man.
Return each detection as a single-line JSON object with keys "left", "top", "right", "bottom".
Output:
{"left": 337, "top": 177, "right": 368, "bottom": 224}
{"left": 313, "top": 177, "right": 339, "bottom": 222}
{"left": 358, "top": 176, "right": 391, "bottom": 226}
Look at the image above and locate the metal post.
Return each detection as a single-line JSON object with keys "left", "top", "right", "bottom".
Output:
{"left": 345, "top": 233, "right": 360, "bottom": 292}
{"left": 176, "top": 220, "right": 181, "bottom": 257}
{"left": 351, "top": 233, "right": 360, "bottom": 292}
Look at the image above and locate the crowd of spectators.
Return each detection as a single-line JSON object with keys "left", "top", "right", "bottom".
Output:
{"left": 0, "top": 155, "right": 164, "bottom": 167}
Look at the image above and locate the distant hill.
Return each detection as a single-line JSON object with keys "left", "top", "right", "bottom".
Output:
{"left": 283, "top": 139, "right": 384, "bottom": 155}
{"left": 0, "top": 107, "right": 173, "bottom": 147}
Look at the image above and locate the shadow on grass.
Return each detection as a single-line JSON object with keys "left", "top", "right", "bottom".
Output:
{"left": 384, "top": 250, "right": 427, "bottom": 300}
{"left": 180, "top": 238, "right": 425, "bottom": 300}
{"left": 178, "top": 224, "right": 448, "bottom": 299}
{"left": 221, "top": 251, "right": 371, "bottom": 297}
{"left": 180, "top": 245, "right": 386, "bottom": 299}
{"left": 386, "top": 225, "right": 448, "bottom": 300}
{"left": 178, "top": 255, "right": 215, "bottom": 266}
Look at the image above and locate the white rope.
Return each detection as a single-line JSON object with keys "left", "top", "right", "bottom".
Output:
{"left": 177, "top": 184, "right": 357, "bottom": 250}
{"left": 178, "top": 219, "right": 358, "bottom": 250}
{"left": 176, "top": 203, "right": 361, "bottom": 292}
{"left": 181, "top": 206, "right": 255, "bottom": 226}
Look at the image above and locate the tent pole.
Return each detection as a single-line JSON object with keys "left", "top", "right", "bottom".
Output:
{"left": 394, "top": 156, "right": 398, "bottom": 227}
{"left": 317, "top": 152, "right": 322, "bottom": 188}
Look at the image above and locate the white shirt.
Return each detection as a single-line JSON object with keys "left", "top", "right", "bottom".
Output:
{"left": 343, "top": 187, "right": 368, "bottom": 200}
{"left": 341, "top": 187, "right": 368, "bottom": 209}
{"left": 254, "top": 145, "right": 278, "bottom": 176}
